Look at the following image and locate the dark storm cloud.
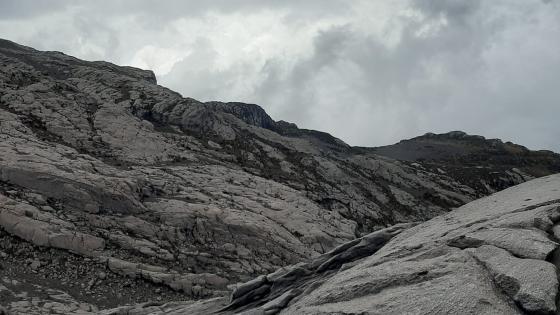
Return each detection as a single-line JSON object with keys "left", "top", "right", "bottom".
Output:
{"left": 0, "top": 0, "right": 558, "bottom": 151}
{"left": 413, "top": 0, "right": 481, "bottom": 21}
{"left": 0, "top": 0, "right": 71, "bottom": 19}
{"left": 245, "top": 0, "right": 560, "bottom": 150}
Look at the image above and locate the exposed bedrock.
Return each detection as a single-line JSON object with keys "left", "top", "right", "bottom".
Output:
{"left": 206, "top": 174, "right": 560, "bottom": 315}
{"left": 1, "top": 38, "right": 560, "bottom": 314}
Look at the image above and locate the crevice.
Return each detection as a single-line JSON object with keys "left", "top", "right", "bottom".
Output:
{"left": 441, "top": 202, "right": 560, "bottom": 243}
{"left": 544, "top": 234, "right": 560, "bottom": 314}
{"left": 452, "top": 223, "right": 560, "bottom": 315}
{"left": 465, "top": 250, "right": 527, "bottom": 314}
{"left": 511, "top": 200, "right": 560, "bottom": 216}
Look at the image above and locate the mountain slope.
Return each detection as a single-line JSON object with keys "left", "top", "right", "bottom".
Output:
{"left": 223, "top": 173, "right": 560, "bottom": 314}
{"left": 0, "top": 38, "right": 559, "bottom": 312}
{"left": 369, "top": 131, "right": 560, "bottom": 194}
{"left": 108, "top": 173, "right": 560, "bottom": 315}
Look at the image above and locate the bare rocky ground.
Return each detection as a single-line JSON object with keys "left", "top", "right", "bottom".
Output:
{"left": 0, "top": 231, "right": 186, "bottom": 313}
{"left": 106, "top": 174, "right": 560, "bottom": 315}
{"left": 0, "top": 38, "right": 559, "bottom": 314}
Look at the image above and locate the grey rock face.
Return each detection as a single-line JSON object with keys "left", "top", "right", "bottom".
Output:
{"left": 1, "top": 38, "right": 559, "bottom": 313}
{"left": 468, "top": 245, "right": 557, "bottom": 313}
{"left": 222, "top": 222, "right": 417, "bottom": 313}
{"left": 215, "top": 174, "right": 560, "bottom": 315}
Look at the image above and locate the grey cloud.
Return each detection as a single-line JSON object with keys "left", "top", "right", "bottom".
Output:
{"left": 0, "top": 0, "right": 71, "bottom": 19}
{"left": 161, "top": 37, "right": 226, "bottom": 98}
{"left": 413, "top": 0, "right": 481, "bottom": 22}
{"left": 0, "top": 0, "right": 558, "bottom": 151}
{"left": 252, "top": 26, "right": 354, "bottom": 122}
{"left": 242, "top": 3, "right": 492, "bottom": 144}
{"left": 242, "top": 0, "right": 560, "bottom": 150}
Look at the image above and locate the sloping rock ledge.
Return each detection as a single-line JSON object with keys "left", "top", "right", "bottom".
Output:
{"left": 101, "top": 174, "right": 560, "bottom": 314}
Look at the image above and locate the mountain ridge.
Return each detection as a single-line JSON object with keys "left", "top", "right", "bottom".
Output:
{"left": 0, "top": 38, "right": 559, "bottom": 314}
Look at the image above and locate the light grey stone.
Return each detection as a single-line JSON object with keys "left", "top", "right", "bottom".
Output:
{"left": 1, "top": 38, "right": 559, "bottom": 315}
{"left": 468, "top": 245, "right": 558, "bottom": 314}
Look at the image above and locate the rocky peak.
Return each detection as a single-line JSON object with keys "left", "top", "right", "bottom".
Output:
{"left": 205, "top": 101, "right": 276, "bottom": 129}
{"left": 0, "top": 38, "right": 157, "bottom": 85}
{"left": 275, "top": 120, "right": 298, "bottom": 129}
{"left": 202, "top": 101, "right": 349, "bottom": 150}
{"left": 420, "top": 130, "right": 504, "bottom": 144}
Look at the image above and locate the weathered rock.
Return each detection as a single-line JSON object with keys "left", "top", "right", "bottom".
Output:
{"left": 220, "top": 223, "right": 416, "bottom": 313}
{"left": 218, "top": 174, "right": 560, "bottom": 315}
{"left": 0, "top": 277, "right": 99, "bottom": 315}
{"left": 98, "top": 297, "right": 228, "bottom": 315}
{"left": 371, "top": 131, "right": 560, "bottom": 195}
{"left": 103, "top": 257, "right": 228, "bottom": 295}
{"left": 29, "top": 259, "right": 41, "bottom": 271}
{"left": 0, "top": 195, "right": 105, "bottom": 256}
{"left": 468, "top": 245, "right": 557, "bottom": 314}
{"left": 1, "top": 38, "right": 559, "bottom": 313}
{"left": 450, "top": 227, "right": 557, "bottom": 260}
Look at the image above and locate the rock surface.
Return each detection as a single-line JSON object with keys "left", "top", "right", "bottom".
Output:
{"left": 1, "top": 38, "right": 560, "bottom": 313}
{"left": 265, "top": 174, "right": 560, "bottom": 315}
{"left": 370, "top": 131, "right": 560, "bottom": 194}
{"left": 133, "top": 174, "right": 558, "bottom": 314}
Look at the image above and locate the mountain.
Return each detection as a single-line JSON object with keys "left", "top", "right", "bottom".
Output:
{"left": 369, "top": 131, "right": 560, "bottom": 194}
{"left": 0, "top": 38, "right": 558, "bottom": 314}
{"left": 113, "top": 173, "right": 560, "bottom": 315}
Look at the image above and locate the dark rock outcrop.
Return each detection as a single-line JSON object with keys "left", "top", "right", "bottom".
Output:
{"left": 369, "top": 131, "right": 560, "bottom": 195}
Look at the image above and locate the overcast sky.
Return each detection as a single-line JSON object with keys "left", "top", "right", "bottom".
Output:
{"left": 1, "top": 0, "right": 559, "bottom": 151}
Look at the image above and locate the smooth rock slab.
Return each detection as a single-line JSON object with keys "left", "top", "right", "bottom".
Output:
{"left": 450, "top": 227, "right": 557, "bottom": 260}
{"left": 468, "top": 245, "right": 558, "bottom": 314}
{"left": 217, "top": 174, "right": 560, "bottom": 315}
{"left": 283, "top": 247, "right": 522, "bottom": 315}
{"left": 0, "top": 195, "right": 105, "bottom": 256}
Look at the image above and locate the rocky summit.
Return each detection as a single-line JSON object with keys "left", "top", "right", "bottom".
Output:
{"left": 0, "top": 38, "right": 559, "bottom": 314}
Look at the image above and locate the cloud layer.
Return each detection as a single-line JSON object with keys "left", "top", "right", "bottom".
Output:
{"left": 1, "top": 0, "right": 558, "bottom": 151}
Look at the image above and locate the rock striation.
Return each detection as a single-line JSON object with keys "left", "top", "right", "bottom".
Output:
{"left": 0, "top": 38, "right": 559, "bottom": 313}
{"left": 112, "top": 174, "right": 560, "bottom": 314}
{"left": 222, "top": 174, "right": 560, "bottom": 314}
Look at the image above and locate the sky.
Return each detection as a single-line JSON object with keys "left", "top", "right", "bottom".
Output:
{"left": 1, "top": 0, "right": 559, "bottom": 151}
